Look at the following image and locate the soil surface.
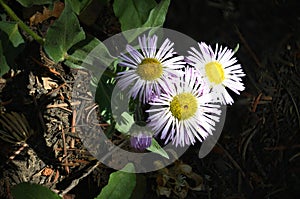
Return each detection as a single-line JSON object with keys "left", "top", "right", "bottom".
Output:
{"left": 0, "top": 0, "right": 300, "bottom": 199}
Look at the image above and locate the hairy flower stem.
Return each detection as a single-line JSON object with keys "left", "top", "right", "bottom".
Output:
{"left": 0, "top": 0, "right": 45, "bottom": 44}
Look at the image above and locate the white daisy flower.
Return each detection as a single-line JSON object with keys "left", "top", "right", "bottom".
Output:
{"left": 116, "top": 34, "right": 185, "bottom": 103}
{"left": 187, "top": 42, "right": 246, "bottom": 105}
{"left": 147, "top": 68, "right": 221, "bottom": 147}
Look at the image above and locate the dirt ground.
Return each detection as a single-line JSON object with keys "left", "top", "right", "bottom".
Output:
{"left": 0, "top": 0, "right": 300, "bottom": 198}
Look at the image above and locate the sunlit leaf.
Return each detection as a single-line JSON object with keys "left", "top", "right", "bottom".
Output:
{"left": 142, "top": 0, "right": 171, "bottom": 28}
{"left": 113, "top": 0, "right": 157, "bottom": 31}
{"left": 65, "top": 35, "right": 115, "bottom": 69}
{"left": 11, "top": 182, "right": 61, "bottom": 199}
{"left": 147, "top": 138, "right": 169, "bottom": 159}
{"left": 96, "top": 163, "right": 136, "bottom": 199}
{"left": 16, "top": 0, "right": 54, "bottom": 7}
{"left": 114, "top": 0, "right": 170, "bottom": 43}
{"left": 115, "top": 112, "right": 135, "bottom": 134}
{"left": 233, "top": 43, "right": 239, "bottom": 53}
{"left": 0, "top": 21, "right": 24, "bottom": 47}
{"left": 44, "top": 1, "right": 85, "bottom": 62}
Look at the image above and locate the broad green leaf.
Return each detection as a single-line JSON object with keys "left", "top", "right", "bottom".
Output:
{"left": 116, "top": 0, "right": 170, "bottom": 43}
{"left": 16, "top": 0, "right": 54, "bottom": 7}
{"left": 0, "top": 41, "right": 10, "bottom": 77}
{"left": 11, "top": 182, "right": 61, "bottom": 199}
{"left": 0, "top": 22, "right": 24, "bottom": 76}
{"left": 44, "top": 2, "right": 85, "bottom": 62}
{"left": 147, "top": 138, "right": 169, "bottom": 159}
{"left": 142, "top": 0, "right": 171, "bottom": 28}
{"left": 96, "top": 163, "right": 136, "bottom": 199}
{"left": 0, "top": 21, "right": 24, "bottom": 47}
{"left": 68, "top": 0, "right": 92, "bottom": 15}
{"left": 95, "top": 73, "right": 115, "bottom": 121}
{"left": 113, "top": 0, "right": 157, "bottom": 31}
{"left": 65, "top": 35, "right": 115, "bottom": 69}
{"left": 115, "top": 112, "right": 135, "bottom": 134}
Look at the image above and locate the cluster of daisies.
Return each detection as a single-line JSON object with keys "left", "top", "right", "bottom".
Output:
{"left": 116, "top": 34, "right": 245, "bottom": 150}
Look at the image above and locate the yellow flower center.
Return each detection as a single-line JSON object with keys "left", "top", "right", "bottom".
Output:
{"left": 170, "top": 93, "right": 198, "bottom": 120}
{"left": 205, "top": 61, "right": 225, "bottom": 84}
{"left": 136, "top": 58, "right": 163, "bottom": 81}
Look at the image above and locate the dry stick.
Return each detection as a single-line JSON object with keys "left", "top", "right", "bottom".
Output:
{"left": 70, "top": 109, "right": 76, "bottom": 148}
{"left": 234, "top": 26, "right": 264, "bottom": 69}
{"left": 8, "top": 143, "right": 29, "bottom": 160}
{"left": 58, "top": 161, "right": 101, "bottom": 197}
{"left": 86, "top": 104, "right": 98, "bottom": 124}
{"left": 61, "top": 128, "right": 70, "bottom": 174}
{"left": 216, "top": 142, "right": 254, "bottom": 190}
{"left": 46, "top": 101, "right": 81, "bottom": 108}
{"left": 251, "top": 93, "right": 262, "bottom": 112}
{"left": 46, "top": 82, "right": 66, "bottom": 96}
{"left": 59, "top": 139, "right": 128, "bottom": 197}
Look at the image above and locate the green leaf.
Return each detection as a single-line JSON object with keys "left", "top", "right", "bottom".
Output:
{"left": 11, "top": 182, "right": 62, "bottom": 199}
{"left": 44, "top": 1, "right": 85, "bottom": 63}
{"left": 65, "top": 35, "right": 115, "bottom": 69}
{"left": 68, "top": 0, "right": 92, "bottom": 15}
{"left": 113, "top": 0, "right": 157, "bottom": 31}
{"left": 115, "top": 112, "right": 135, "bottom": 134}
{"left": 0, "top": 21, "right": 24, "bottom": 76}
{"left": 16, "top": 0, "right": 54, "bottom": 7}
{"left": 233, "top": 43, "right": 240, "bottom": 53}
{"left": 147, "top": 138, "right": 169, "bottom": 159}
{"left": 0, "top": 21, "right": 24, "bottom": 47}
{"left": 95, "top": 73, "right": 115, "bottom": 121}
{"left": 0, "top": 41, "right": 10, "bottom": 77}
{"left": 96, "top": 163, "right": 136, "bottom": 199}
{"left": 142, "top": 0, "right": 171, "bottom": 28}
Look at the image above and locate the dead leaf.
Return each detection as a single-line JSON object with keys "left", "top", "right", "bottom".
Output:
{"left": 30, "top": 2, "right": 64, "bottom": 26}
{"left": 42, "top": 77, "right": 58, "bottom": 90}
{"left": 42, "top": 167, "right": 53, "bottom": 176}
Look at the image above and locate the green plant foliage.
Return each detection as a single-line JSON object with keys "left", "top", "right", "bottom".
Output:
{"left": 0, "top": 41, "right": 9, "bottom": 76}
{"left": 147, "top": 138, "right": 169, "bottom": 159}
{"left": 113, "top": 0, "right": 170, "bottom": 42}
{"left": 95, "top": 163, "right": 136, "bottom": 199}
{"left": 44, "top": 1, "right": 85, "bottom": 63}
{"left": 115, "top": 112, "right": 135, "bottom": 134}
{"left": 143, "top": 0, "right": 171, "bottom": 28}
{"left": 16, "top": 0, "right": 54, "bottom": 7}
{"left": 11, "top": 182, "right": 62, "bottom": 199}
{"left": 0, "top": 21, "right": 24, "bottom": 47}
{"left": 95, "top": 72, "right": 115, "bottom": 121}
{"left": 68, "top": 0, "right": 92, "bottom": 15}
{"left": 65, "top": 35, "right": 115, "bottom": 69}
{"left": 113, "top": 0, "right": 157, "bottom": 31}
{"left": 0, "top": 21, "right": 24, "bottom": 76}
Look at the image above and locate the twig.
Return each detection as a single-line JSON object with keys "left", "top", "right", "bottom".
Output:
{"left": 86, "top": 104, "right": 98, "bottom": 124}
{"left": 59, "top": 161, "right": 101, "bottom": 197}
{"left": 46, "top": 82, "right": 66, "bottom": 96}
{"left": 46, "top": 101, "right": 81, "bottom": 108}
{"left": 251, "top": 93, "right": 262, "bottom": 112}
{"left": 234, "top": 26, "right": 264, "bottom": 68}
{"left": 59, "top": 140, "right": 128, "bottom": 196}
{"left": 216, "top": 142, "right": 253, "bottom": 189}
{"left": 70, "top": 110, "right": 76, "bottom": 148}
{"left": 61, "top": 128, "right": 70, "bottom": 174}
{"left": 285, "top": 87, "right": 300, "bottom": 128}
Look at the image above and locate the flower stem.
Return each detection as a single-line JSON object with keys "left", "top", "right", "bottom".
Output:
{"left": 0, "top": 0, "right": 45, "bottom": 45}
